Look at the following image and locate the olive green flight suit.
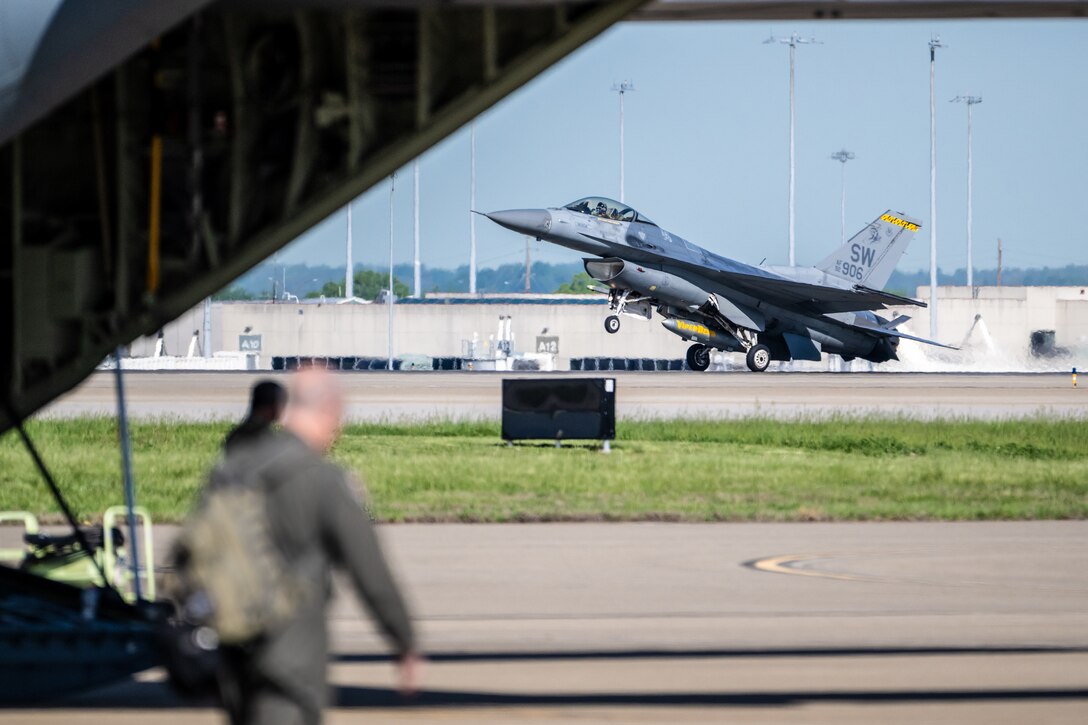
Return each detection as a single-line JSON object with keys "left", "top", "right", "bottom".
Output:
{"left": 221, "top": 430, "right": 415, "bottom": 724}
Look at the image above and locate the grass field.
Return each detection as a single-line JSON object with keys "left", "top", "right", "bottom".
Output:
{"left": 1, "top": 417, "right": 1086, "bottom": 523}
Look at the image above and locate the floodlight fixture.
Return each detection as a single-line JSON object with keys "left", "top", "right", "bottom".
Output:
{"left": 951, "top": 95, "right": 983, "bottom": 287}
{"left": 829, "top": 148, "right": 856, "bottom": 245}
{"left": 611, "top": 80, "right": 636, "bottom": 202}
{"left": 764, "top": 33, "right": 821, "bottom": 266}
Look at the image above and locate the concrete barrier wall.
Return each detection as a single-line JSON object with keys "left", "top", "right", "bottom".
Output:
{"left": 909, "top": 286, "right": 1088, "bottom": 353}
{"left": 1058, "top": 300, "right": 1088, "bottom": 349}
{"left": 142, "top": 286, "right": 1088, "bottom": 369}
{"left": 129, "top": 306, "right": 209, "bottom": 358}
{"left": 212, "top": 299, "right": 689, "bottom": 363}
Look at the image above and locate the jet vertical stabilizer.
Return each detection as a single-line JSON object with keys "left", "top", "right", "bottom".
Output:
{"left": 816, "top": 211, "right": 921, "bottom": 290}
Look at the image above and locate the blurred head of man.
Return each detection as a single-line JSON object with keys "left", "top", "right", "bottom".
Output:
{"left": 284, "top": 368, "right": 344, "bottom": 452}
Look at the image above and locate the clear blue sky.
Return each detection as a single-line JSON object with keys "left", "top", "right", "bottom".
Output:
{"left": 278, "top": 19, "right": 1088, "bottom": 276}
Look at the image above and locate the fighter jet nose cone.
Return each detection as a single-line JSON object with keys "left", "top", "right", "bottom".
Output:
{"left": 485, "top": 209, "right": 552, "bottom": 235}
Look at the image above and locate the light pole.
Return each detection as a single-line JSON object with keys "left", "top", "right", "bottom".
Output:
{"left": 765, "top": 32, "right": 820, "bottom": 266}
{"left": 469, "top": 120, "right": 477, "bottom": 294}
{"left": 829, "top": 148, "right": 855, "bottom": 245}
{"left": 202, "top": 297, "right": 211, "bottom": 357}
{"left": 951, "top": 94, "right": 982, "bottom": 288}
{"left": 611, "top": 80, "right": 635, "bottom": 202}
{"left": 388, "top": 173, "right": 396, "bottom": 370}
{"left": 524, "top": 236, "right": 532, "bottom": 293}
{"left": 413, "top": 157, "right": 421, "bottom": 297}
{"left": 345, "top": 202, "right": 354, "bottom": 299}
{"left": 929, "top": 34, "right": 945, "bottom": 339}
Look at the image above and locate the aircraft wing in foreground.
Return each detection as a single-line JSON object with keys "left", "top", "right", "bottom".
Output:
{"left": 485, "top": 198, "right": 953, "bottom": 371}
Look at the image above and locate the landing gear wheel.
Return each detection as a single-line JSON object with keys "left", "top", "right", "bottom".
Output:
{"left": 746, "top": 344, "right": 771, "bottom": 372}
{"left": 604, "top": 315, "right": 621, "bottom": 334}
{"left": 686, "top": 343, "right": 711, "bottom": 372}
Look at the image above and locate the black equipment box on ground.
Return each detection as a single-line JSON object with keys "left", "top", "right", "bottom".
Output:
{"left": 502, "top": 378, "right": 615, "bottom": 442}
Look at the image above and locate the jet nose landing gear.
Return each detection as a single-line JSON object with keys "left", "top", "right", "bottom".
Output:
{"left": 604, "top": 315, "right": 621, "bottom": 334}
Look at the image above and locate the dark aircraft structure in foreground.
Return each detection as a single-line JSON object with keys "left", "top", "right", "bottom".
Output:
{"left": 486, "top": 197, "right": 954, "bottom": 371}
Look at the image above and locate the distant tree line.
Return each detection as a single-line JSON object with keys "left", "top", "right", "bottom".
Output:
{"left": 304, "top": 270, "right": 410, "bottom": 300}
{"left": 217, "top": 260, "right": 587, "bottom": 300}
{"left": 885, "top": 264, "right": 1088, "bottom": 297}
{"left": 214, "top": 260, "right": 1087, "bottom": 301}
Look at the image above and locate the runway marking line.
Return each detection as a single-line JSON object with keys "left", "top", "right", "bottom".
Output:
{"left": 747, "top": 552, "right": 1088, "bottom": 592}
{"left": 745, "top": 554, "right": 883, "bottom": 583}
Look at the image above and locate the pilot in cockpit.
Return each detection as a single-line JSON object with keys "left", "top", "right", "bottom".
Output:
{"left": 594, "top": 201, "right": 608, "bottom": 217}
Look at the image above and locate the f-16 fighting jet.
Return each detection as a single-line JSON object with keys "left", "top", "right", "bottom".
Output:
{"left": 484, "top": 197, "right": 953, "bottom": 372}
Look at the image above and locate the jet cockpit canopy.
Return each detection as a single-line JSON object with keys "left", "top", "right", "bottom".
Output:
{"left": 563, "top": 197, "right": 655, "bottom": 226}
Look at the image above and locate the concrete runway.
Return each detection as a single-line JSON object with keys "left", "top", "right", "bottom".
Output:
{"left": 4, "top": 522, "right": 1086, "bottom": 723}
{"left": 39, "top": 370, "right": 1087, "bottom": 420}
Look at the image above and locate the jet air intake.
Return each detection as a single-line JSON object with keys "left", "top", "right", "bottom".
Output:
{"left": 584, "top": 258, "right": 711, "bottom": 312}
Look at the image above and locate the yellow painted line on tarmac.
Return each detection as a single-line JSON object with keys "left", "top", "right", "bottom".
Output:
{"left": 748, "top": 554, "right": 881, "bottom": 582}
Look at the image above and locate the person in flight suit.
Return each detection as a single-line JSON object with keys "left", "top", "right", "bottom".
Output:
{"left": 223, "top": 379, "right": 288, "bottom": 451}
{"left": 220, "top": 368, "right": 421, "bottom": 724}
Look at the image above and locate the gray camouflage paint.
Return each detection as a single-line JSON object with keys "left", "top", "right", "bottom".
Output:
{"left": 484, "top": 198, "right": 952, "bottom": 369}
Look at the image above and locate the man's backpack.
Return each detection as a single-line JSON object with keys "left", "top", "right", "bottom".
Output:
{"left": 163, "top": 450, "right": 306, "bottom": 693}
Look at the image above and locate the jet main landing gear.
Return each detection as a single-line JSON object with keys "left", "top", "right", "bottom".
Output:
{"left": 686, "top": 343, "right": 711, "bottom": 372}
{"left": 604, "top": 315, "right": 621, "bottom": 334}
{"left": 745, "top": 343, "right": 771, "bottom": 372}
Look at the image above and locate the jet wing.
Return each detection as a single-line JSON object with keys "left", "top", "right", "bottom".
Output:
{"left": 695, "top": 267, "right": 926, "bottom": 313}
{"left": 577, "top": 230, "right": 925, "bottom": 313}
{"left": 852, "top": 285, "right": 926, "bottom": 308}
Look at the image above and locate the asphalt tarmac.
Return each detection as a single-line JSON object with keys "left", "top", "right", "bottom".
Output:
{"left": 12, "top": 371, "right": 1087, "bottom": 722}
{"left": 38, "top": 370, "right": 1087, "bottom": 420}
{"left": 4, "top": 522, "right": 1086, "bottom": 723}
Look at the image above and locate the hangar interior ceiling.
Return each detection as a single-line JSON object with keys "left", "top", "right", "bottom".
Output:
{"left": 1, "top": 0, "right": 1085, "bottom": 432}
